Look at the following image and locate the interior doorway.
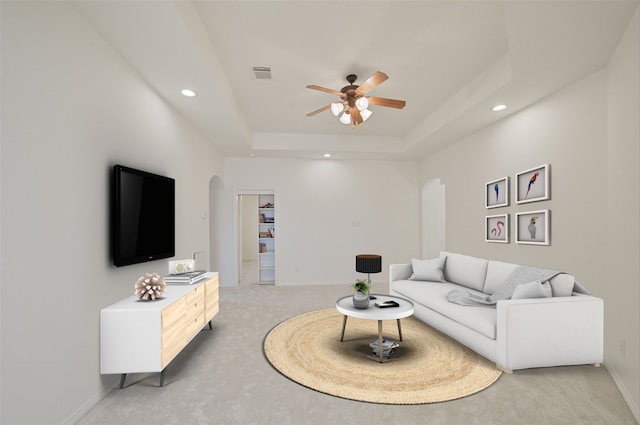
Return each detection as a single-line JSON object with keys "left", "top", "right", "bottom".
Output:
{"left": 237, "top": 190, "right": 276, "bottom": 285}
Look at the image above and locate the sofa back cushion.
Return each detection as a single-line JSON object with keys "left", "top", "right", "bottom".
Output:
{"left": 483, "top": 260, "right": 520, "bottom": 294}
{"left": 409, "top": 257, "right": 446, "bottom": 282}
{"left": 440, "top": 252, "right": 488, "bottom": 291}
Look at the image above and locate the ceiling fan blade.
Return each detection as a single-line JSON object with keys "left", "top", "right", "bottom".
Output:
{"left": 367, "top": 96, "right": 406, "bottom": 109}
{"left": 306, "top": 104, "right": 332, "bottom": 117}
{"left": 350, "top": 107, "right": 364, "bottom": 126}
{"left": 306, "top": 85, "right": 344, "bottom": 97}
{"left": 355, "top": 71, "right": 388, "bottom": 95}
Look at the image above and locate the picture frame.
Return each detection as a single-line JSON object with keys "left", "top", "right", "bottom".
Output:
{"left": 516, "top": 164, "right": 550, "bottom": 204}
{"left": 516, "top": 210, "right": 550, "bottom": 245}
{"left": 485, "top": 176, "right": 509, "bottom": 209}
{"left": 485, "top": 214, "right": 509, "bottom": 243}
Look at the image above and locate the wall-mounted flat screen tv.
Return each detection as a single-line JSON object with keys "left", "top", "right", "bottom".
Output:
{"left": 113, "top": 164, "right": 175, "bottom": 267}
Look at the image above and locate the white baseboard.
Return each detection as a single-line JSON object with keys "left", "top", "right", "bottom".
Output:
{"left": 604, "top": 361, "right": 640, "bottom": 424}
{"left": 61, "top": 376, "right": 119, "bottom": 425}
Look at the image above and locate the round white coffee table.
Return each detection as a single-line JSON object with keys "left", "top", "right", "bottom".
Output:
{"left": 335, "top": 294, "right": 414, "bottom": 363}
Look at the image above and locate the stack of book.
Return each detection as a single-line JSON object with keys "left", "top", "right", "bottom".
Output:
{"left": 258, "top": 228, "right": 275, "bottom": 238}
{"left": 164, "top": 271, "right": 207, "bottom": 285}
{"left": 369, "top": 338, "right": 400, "bottom": 359}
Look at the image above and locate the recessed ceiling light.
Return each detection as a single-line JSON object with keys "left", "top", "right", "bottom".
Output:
{"left": 491, "top": 104, "right": 507, "bottom": 112}
{"left": 323, "top": 153, "right": 331, "bottom": 158}
{"left": 181, "top": 89, "right": 197, "bottom": 97}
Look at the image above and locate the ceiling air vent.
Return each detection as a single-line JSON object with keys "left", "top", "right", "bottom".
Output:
{"left": 252, "top": 66, "right": 273, "bottom": 81}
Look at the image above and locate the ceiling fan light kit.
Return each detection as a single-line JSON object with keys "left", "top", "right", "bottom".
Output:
{"left": 356, "top": 97, "right": 368, "bottom": 111}
{"left": 306, "top": 71, "right": 406, "bottom": 128}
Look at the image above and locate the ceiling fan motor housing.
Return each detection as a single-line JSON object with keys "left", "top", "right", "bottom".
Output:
{"left": 341, "top": 75, "right": 361, "bottom": 108}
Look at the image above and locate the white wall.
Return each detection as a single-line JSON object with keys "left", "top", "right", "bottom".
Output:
{"left": 220, "top": 158, "right": 420, "bottom": 286}
{"left": 0, "top": 2, "right": 223, "bottom": 424}
{"left": 418, "top": 10, "right": 639, "bottom": 416}
{"left": 606, "top": 6, "right": 640, "bottom": 419}
{"left": 420, "top": 71, "right": 609, "bottom": 279}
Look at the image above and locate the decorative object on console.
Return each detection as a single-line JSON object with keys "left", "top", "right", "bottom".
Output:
{"left": 164, "top": 270, "right": 207, "bottom": 285}
{"left": 516, "top": 164, "right": 550, "bottom": 204}
{"left": 516, "top": 209, "right": 550, "bottom": 245}
{"left": 352, "top": 279, "right": 370, "bottom": 309}
{"left": 485, "top": 214, "right": 509, "bottom": 243}
{"left": 485, "top": 176, "right": 509, "bottom": 208}
{"left": 168, "top": 259, "right": 195, "bottom": 275}
{"left": 134, "top": 273, "right": 166, "bottom": 301}
{"left": 355, "top": 254, "right": 382, "bottom": 283}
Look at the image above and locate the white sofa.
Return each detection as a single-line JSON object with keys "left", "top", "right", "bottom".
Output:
{"left": 389, "top": 252, "right": 604, "bottom": 373}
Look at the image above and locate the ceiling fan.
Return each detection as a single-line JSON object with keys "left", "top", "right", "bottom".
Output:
{"left": 306, "top": 71, "right": 406, "bottom": 127}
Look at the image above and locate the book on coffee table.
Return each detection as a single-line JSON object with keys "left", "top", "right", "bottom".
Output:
{"left": 375, "top": 300, "right": 400, "bottom": 308}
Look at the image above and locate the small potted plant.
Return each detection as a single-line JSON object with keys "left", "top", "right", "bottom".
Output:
{"left": 352, "top": 279, "right": 371, "bottom": 309}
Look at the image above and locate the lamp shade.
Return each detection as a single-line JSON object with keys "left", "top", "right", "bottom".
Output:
{"left": 355, "top": 254, "right": 382, "bottom": 274}
{"left": 355, "top": 97, "right": 369, "bottom": 111}
{"left": 339, "top": 112, "right": 352, "bottom": 125}
{"left": 331, "top": 102, "right": 344, "bottom": 116}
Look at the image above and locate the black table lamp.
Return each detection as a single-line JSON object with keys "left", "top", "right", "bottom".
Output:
{"left": 356, "top": 254, "right": 382, "bottom": 283}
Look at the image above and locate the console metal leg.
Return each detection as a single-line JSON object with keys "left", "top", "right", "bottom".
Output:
{"left": 208, "top": 320, "right": 213, "bottom": 330}
{"left": 159, "top": 369, "right": 166, "bottom": 387}
{"left": 119, "top": 374, "right": 127, "bottom": 389}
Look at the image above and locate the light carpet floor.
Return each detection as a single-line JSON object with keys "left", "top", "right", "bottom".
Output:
{"left": 77, "top": 281, "right": 637, "bottom": 425}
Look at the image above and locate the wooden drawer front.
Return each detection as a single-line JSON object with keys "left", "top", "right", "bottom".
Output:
{"left": 205, "top": 290, "right": 219, "bottom": 320}
{"left": 185, "top": 294, "right": 205, "bottom": 337}
{"left": 161, "top": 298, "right": 186, "bottom": 368}
{"left": 185, "top": 285, "right": 204, "bottom": 306}
{"left": 205, "top": 276, "right": 220, "bottom": 320}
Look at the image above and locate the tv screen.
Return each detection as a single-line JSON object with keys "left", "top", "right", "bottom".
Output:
{"left": 113, "top": 165, "right": 175, "bottom": 267}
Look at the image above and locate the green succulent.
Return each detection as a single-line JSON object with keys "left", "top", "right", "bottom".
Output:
{"left": 352, "top": 279, "right": 370, "bottom": 295}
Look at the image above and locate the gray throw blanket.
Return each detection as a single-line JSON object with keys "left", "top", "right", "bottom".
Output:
{"left": 447, "top": 265, "right": 591, "bottom": 307}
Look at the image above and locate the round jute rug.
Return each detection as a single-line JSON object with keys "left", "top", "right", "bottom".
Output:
{"left": 263, "top": 308, "right": 501, "bottom": 404}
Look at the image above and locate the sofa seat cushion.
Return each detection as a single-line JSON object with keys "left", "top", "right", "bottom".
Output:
{"left": 440, "top": 252, "right": 488, "bottom": 292}
{"left": 392, "top": 280, "right": 497, "bottom": 340}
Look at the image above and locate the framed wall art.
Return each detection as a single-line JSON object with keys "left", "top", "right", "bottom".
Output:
{"left": 485, "top": 214, "right": 509, "bottom": 243}
{"left": 516, "top": 210, "right": 550, "bottom": 245}
{"left": 485, "top": 176, "right": 509, "bottom": 209}
{"left": 516, "top": 164, "right": 550, "bottom": 204}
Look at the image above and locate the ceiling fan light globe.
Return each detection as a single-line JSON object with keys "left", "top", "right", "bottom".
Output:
{"left": 360, "top": 109, "right": 373, "bottom": 121}
{"left": 339, "top": 112, "right": 352, "bottom": 125}
{"left": 331, "top": 102, "right": 344, "bottom": 116}
{"left": 355, "top": 97, "right": 369, "bottom": 111}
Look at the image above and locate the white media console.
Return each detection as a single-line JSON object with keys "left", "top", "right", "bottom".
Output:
{"left": 100, "top": 272, "right": 219, "bottom": 388}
